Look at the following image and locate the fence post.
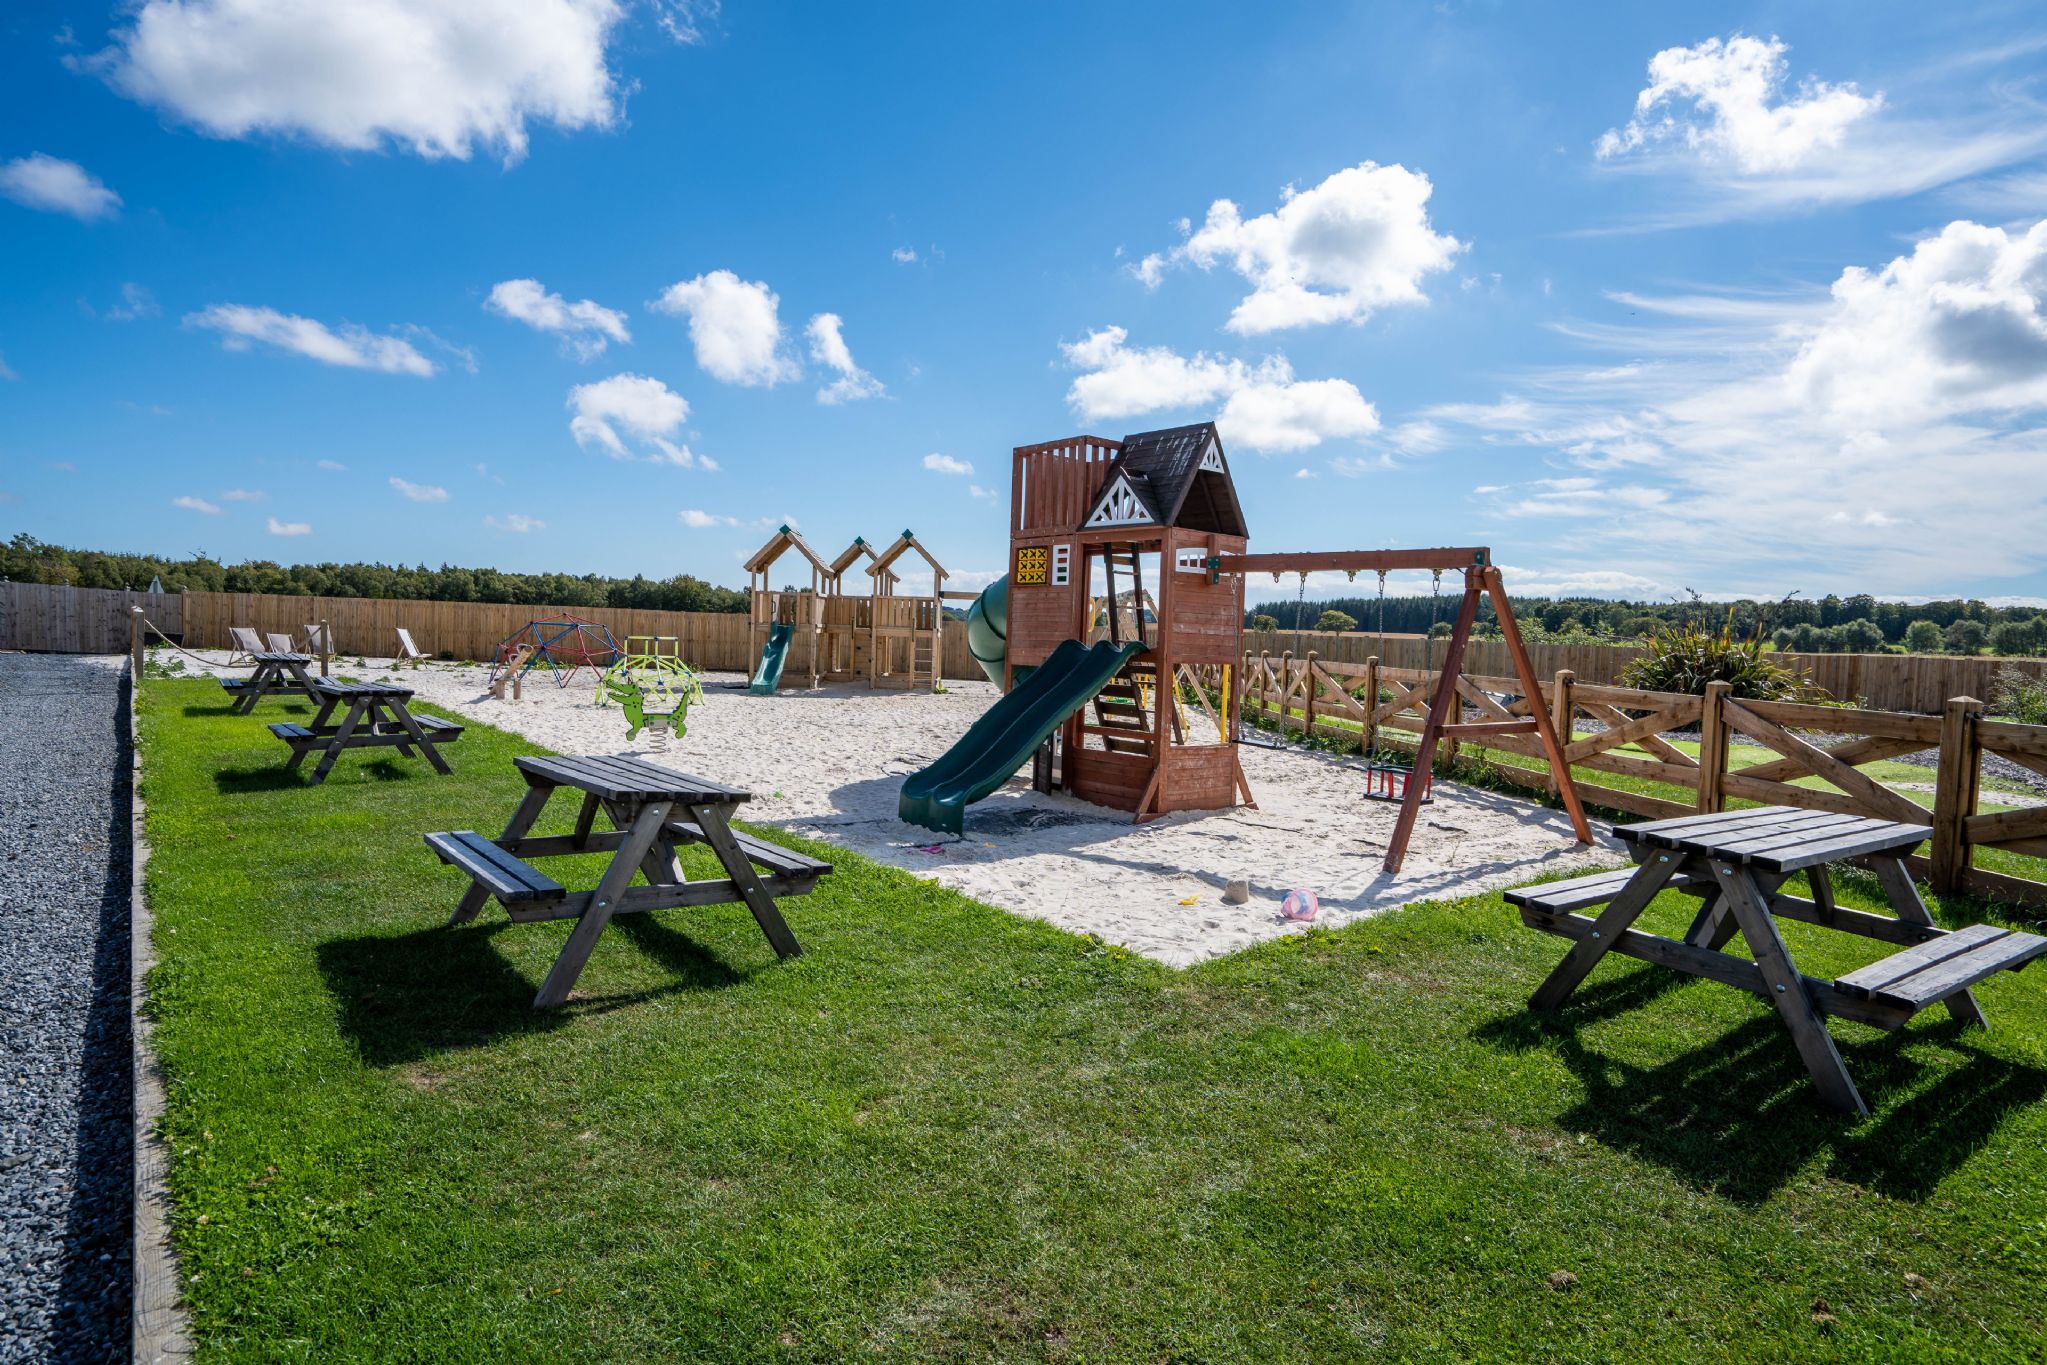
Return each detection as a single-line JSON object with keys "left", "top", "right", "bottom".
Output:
{"left": 319, "top": 616, "right": 331, "bottom": 678}
{"left": 1363, "top": 655, "right": 1379, "bottom": 756}
{"left": 1696, "top": 681, "right": 1731, "bottom": 813}
{"left": 1303, "top": 651, "right": 1319, "bottom": 738}
{"left": 130, "top": 606, "right": 145, "bottom": 677}
{"left": 1548, "top": 669, "right": 1575, "bottom": 797}
{"left": 1931, "top": 695, "right": 1983, "bottom": 893}
{"left": 1278, "top": 651, "right": 1293, "bottom": 736}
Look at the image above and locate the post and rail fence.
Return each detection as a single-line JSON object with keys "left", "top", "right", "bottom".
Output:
{"left": 1242, "top": 648, "right": 2047, "bottom": 911}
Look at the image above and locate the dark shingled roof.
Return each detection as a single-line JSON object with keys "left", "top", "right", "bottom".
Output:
{"left": 1079, "top": 421, "right": 1248, "bottom": 537}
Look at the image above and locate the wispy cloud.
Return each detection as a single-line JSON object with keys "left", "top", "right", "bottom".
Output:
{"left": 485, "top": 513, "right": 544, "bottom": 532}
{"left": 0, "top": 153, "right": 120, "bottom": 220}
{"left": 922, "top": 453, "right": 972, "bottom": 476}
{"left": 186, "top": 304, "right": 436, "bottom": 375}
{"left": 389, "top": 476, "right": 450, "bottom": 502}
{"left": 172, "top": 494, "right": 222, "bottom": 514}
{"left": 266, "top": 516, "right": 312, "bottom": 537}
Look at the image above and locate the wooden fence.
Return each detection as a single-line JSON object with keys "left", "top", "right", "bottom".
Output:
{"left": 0, "top": 582, "right": 182, "bottom": 653}
{"left": 1249, "top": 629, "right": 2046, "bottom": 715}
{"left": 1243, "top": 649, "right": 2047, "bottom": 910}
{"left": 175, "top": 590, "right": 987, "bottom": 680}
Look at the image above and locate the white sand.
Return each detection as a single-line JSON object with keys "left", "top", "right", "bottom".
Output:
{"left": 178, "top": 652, "right": 1625, "bottom": 966}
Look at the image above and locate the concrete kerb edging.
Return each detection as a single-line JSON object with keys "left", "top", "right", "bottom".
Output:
{"left": 130, "top": 661, "right": 194, "bottom": 1362}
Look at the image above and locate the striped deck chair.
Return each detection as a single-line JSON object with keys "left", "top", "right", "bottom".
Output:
{"left": 228, "top": 626, "right": 264, "bottom": 665}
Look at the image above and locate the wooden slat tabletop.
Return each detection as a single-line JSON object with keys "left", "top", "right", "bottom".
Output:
{"left": 309, "top": 680, "right": 415, "bottom": 699}
{"left": 1615, "top": 805, "right": 1928, "bottom": 872}
{"left": 516, "top": 754, "right": 750, "bottom": 803}
{"left": 252, "top": 651, "right": 314, "bottom": 663}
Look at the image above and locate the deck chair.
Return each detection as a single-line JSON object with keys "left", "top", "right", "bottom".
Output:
{"left": 395, "top": 627, "right": 425, "bottom": 667}
{"left": 227, "top": 626, "right": 264, "bottom": 665}
{"left": 303, "top": 623, "right": 330, "bottom": 655}
{"left": 265, "top": 632, "right": 296, "bottom": 654}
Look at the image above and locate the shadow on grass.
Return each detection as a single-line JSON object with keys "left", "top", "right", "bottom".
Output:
{"left": 318, "top": 922, "right": 565, "bottom": 1066}
{"left": 1477, "top": 978, "right": 2047, "bottom": 1203}
{"left": 317, "top": 914, "right": 751, "bottom": 1067}
{"left": 213, "top": 758, "right": 418, "bottom": 793}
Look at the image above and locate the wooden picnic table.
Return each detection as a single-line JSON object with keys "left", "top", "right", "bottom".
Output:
{"left": 270, "top": 679, "right": 464, "bottom": 784}
{"left": 425, "top": 755, "right": 828, "bottom": 1008}
{"left": 222, "top": 650, "right": 319, "bottom": 714}
{"left": 1509, "top": 806, "right": 2047, "bottom": 1115}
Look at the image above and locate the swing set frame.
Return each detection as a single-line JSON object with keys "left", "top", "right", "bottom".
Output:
{"left": 1208, "top": 546, "right": 1590, "bottom": 873}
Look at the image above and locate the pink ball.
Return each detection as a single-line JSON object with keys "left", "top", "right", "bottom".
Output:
{"left": 1280, "top": 888, "right": 1319, "bottom": 921}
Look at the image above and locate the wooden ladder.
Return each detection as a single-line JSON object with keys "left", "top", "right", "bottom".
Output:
{"left": 911, "top": 633, "right": 936, "bottom": 690}
{"left": 1088, "top": 661, "right": 1158, "bottom": 757}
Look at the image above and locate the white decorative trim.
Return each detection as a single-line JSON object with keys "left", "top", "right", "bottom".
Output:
{"left": 1198, "top": 440, "right": 1225, "bottom": 473}
{"left": 1175, "top": 547, "right": 1208, "bottom": 573}
{"left": 1084, "top": 474, "right": 1153, "bottom": 528}
{"left": 1050, "top": 544, "right": 1072, "bottom": 586}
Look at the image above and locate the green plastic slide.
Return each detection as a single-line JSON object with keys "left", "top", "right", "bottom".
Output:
{"left": 749, "top": 621, "right": 792, "bottom": 695}
{"left": 964, "top": 575, "right": 1008, "bottom": 686}
{"left": 899, "top": 637, "right": 1145, "bottom": 835}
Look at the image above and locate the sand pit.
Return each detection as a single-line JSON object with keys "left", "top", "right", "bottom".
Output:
{"left": 178, "top": 653, "right": 1624, "bottom": 965}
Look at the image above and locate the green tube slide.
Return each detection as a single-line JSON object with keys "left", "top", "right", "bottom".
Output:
{"left": 964, "top": 575, "right": 1008, "bottom": 686}
{"left": 749, "top": 621, "right": 792, "bottom": 695}
{"left": 899, "top": 637, "right": 1145, "bottom": 835}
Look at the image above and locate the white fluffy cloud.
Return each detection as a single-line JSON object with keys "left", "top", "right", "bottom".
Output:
{"left": 566, "top": 372, "right": 700, "bottom": 465}
{"left": 1597, "top": 34, "right": 1879, "bottom": 174}
{"left": 485, "top": 513, "right": 544, "bottom": 532}
{"left": 172, "top": 495, "right": 222, "bottom": 514}
{"left": 317, "top": 459, "right": 348, "bottom": 471}
{"left": 389, "top": 476, "right": 450, "bottom": 502}
{"left": 0, "top": 154, "right": 121, "bottom": 220}
{"left": 81, "top": 0, "right": 628, "bottom": 163}
{"left": 486, "top": 278, "right": 629, "bottom": 359}
{"left": 185, "top": 304, "right": 435, "bottom": 375}
{"left": 1782, "top": 218, "right": 2047, "bottom": 425}
{"left": 1136, "top": 162, "right": 1462, "bottom": 333}
{"left": 1060, "top": 326, "right": 1379, "bottom": 453}
{"left": 219, "top": 488, "right": 264, "bottom": 501}
{"left": 650, "top": 271, "right": 798, "bottom": 386}
{"left": 806, "top": 313, "right": 884, "bottom": 404}
{"left": 1429, "top": 218, "right": 2047, "bottom": 593}
{"left": 266, "top": 516, "right": 312, "bottom": 536}
{"left": 679, "top": 508, "right": 737, "bottom": 528}
{"left": 922, "top": 453, "right": 971, "bottom": 475}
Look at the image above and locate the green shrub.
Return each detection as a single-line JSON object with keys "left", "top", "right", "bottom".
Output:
{"left": 1990, "top": 618, "right": 2044, "bottom": 657}
{"left": 1993, "top": 666, "right": 2047, "bottom": 725}
{"left": 1620, "top": 609, "right": 1815, "bottom": 700}
{"left": 1904, "top": 619, "right": 1943, "bottom": 653}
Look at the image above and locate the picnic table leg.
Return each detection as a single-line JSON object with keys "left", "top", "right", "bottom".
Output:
{"left": 1871, "top": 858, "right": 1987, "bottom": 1028}
{"left": 388, "top": 700, "right": 454, "bottom": 774}
{"left": 606, "top": 798, "right": 684, "bottom": 887}
{"left": 689, "top": 802, "right": 803, "bottom": 959}
{"left": 235, "top": 663, "right": 271, "bottom": 714}
{"left": 1529, "top": 853, "right": 1681, "bottom": 1009}
{"left": 534, "top": 800, "right": 673, "bottom": 1008}
{"left": 1711, "top": 860, "right": 1868, "bottom": 1117}
{"left": 572, "top": 792, "right": 602, "bottom": 850}
{"left": 450, "top": 780, "right": 556, "bottom": 925}
{"left": 309, "top": 698, "right": 368, "bottom": 784}
{"left": 1680, "top": 887, "right": 1731, "bottom": 948}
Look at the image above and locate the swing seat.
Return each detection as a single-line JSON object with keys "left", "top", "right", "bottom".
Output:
{"left": 1362, "top": 758, "right": 1431, "bottom": 805}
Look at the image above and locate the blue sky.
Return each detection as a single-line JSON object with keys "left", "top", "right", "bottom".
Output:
{"left": 3, "top": 1, "right": 2045, "bottom": 605}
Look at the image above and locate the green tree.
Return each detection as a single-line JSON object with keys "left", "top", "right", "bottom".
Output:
{"left": 1991, "top": 618, "right": 2044, "bottom": 657}
{"left": 1945, "top": 619, "right": 1990, "bottom": 654}
{"left": 1903, "top": 619, "right": 1943, "bottom": 654}
{"left": 1251, "top": 614, "right": 1279, "bottom": 632}
{"left": 1835, "top": 619, "right": 1886, "bottom": 653}
{"left": 1314, "top": 609, "right": 1357, "bottom": 633}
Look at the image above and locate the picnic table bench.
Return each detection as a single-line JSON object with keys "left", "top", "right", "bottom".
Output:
{"left": 222, "top": 650, "right": 319, "bottom": 714}
{"left": 270, "top": 679, "right": 463, "bottom": 784}
{"left": 426, "top": 754, "right": 827, "bottom": 1008}
{"left": 1509, "top": 805, "right": 2047, "bottom": 1115}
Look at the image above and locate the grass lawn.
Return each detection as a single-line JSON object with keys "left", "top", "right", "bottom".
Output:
{"left": 139, "top": 680, "right": 2047, "bottom": 1362}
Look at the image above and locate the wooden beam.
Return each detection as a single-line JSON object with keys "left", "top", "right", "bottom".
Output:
{"left": 1216, "top": 548, "right": 1490, "bottom": 578}
{"left": 1484, "top": 567, "right": 1592, "bottom": 847}
{"left": 1384, "top": 573, "right": 1482, "bottom": 873}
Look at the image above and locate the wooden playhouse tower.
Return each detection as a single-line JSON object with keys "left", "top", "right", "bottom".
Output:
{"left": 1008, "top": 423, "right": 1252, "bottom": 818}
{"left": 864, "top": 531, "right": 948, "bottom": 691}
{"left": 743, "top": 524, "right": 828, "bottom": 690}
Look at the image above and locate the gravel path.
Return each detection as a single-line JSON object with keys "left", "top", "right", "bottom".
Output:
{"left": 0, "top": 654, "right": 132, "bottom": 1363}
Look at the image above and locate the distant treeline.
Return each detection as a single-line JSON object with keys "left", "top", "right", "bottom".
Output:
{"left": 0, "top": 534, "right": 750, "bottom": 614}
{"left": 1248, "top": 592, "right": 2047, "bottom": 657}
